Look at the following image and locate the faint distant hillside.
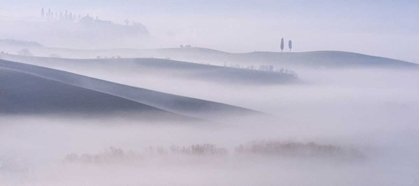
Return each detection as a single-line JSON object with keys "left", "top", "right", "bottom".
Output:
{"left": 0, "top": 14, "right": 152, "bottom": 49}
{"left": 0, "top": 54, "right": 302, "bottom": 85}
{"left": 78, "top": 15, "right": 149, "bottom": 36}
{"left": 0, "top": 59, "right": 261, "bottom": 121}
{"left": 129, "top": 48, "right": 419, "bottom": 69}
{"left": 15, "top": 46, "right": 416, "bottom": 69}
{"left": 0, "top": 39, "right": 44, "bottom": 48}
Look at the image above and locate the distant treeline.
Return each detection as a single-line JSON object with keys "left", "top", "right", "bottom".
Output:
{"left": 40, "top": 8, "right": 149, "bottom": 35}
{"left": 63, "top": 140, "right": 363, "bottom": 165}
{"left": 224, "top": 62, "right": 298, "bottom": 77}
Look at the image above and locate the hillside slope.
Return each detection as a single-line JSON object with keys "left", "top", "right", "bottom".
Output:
{"left": 146, "top": 48, "right": 418, "bottom": 68}
{"left": 0, "top": 55, "right": 301, "bottom": 85}
{"left": 0, "top": 68, "right": 195, "bottom": 122}
{"left": 1, "top": 47, "right": 416, "bottom": 69}
{"left": 0, "top": 60, "right": 260, "bottom": 121}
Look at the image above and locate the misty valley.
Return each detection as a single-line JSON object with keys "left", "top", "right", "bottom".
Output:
{"left": 0, "top": 2, "right": 419, "bottom": 186}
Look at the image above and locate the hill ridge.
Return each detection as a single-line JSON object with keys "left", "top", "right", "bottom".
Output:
{"left": 0, "top": 59, "right": 261, "bottom": 121}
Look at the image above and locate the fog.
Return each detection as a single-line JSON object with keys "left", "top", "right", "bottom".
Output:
{"left": 0, "top": 0, "right": 418, "bottom": 62}
{"left": 0, "top": 65, "right": 418, "bottom": 185}
{"left": 0, "top": 1, "right": 418, "bottom": 185}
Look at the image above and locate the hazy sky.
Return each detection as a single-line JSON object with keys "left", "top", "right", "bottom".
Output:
{"left": 0, "top": 0, "right": 418, "bottom": 62}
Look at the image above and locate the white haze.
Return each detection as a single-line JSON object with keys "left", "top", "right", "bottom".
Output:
{"left": 0, "top": 0, "right": 418, "bottom": 185}
{"left": 0, "top": 66, "right": 418, "bottom": 186}
{"left": 0, "top": 0, "right": 418, "bottom": 62}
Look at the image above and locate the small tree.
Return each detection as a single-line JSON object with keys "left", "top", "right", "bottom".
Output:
{"left": 41, "top": 8, "right": 44, "bottom": 17}
{"left": 280, "top": 38, "right": 284, "bottom": 52}
{"left": 288, "top": 40, "right": 292, "bottom": 52}
{"left": 17, "top": 49, "right": 32, "bottom": 56}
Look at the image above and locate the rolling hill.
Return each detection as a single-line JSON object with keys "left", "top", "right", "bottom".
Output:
{"left": 0, "top": 55, "right": 301, "bottom": 85}
{"left": 0, "top": 46, "right": 416, "bottom": 69}
{"left": 0, "top": 67, "right": 194, "bottom": 121}
{"left": 0, "top": 59, "right": 260, "bottom": 121}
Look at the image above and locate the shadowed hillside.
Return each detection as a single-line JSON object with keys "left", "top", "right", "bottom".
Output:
{"left": 0, "top": 60, "right": 261, "bottom": 121}
{"left": 0, "top": 68, "right": 197, "bottom": 122}
{"left": 0, "top": 55, "right": 301, "bottom": 85}
{"left": 0, "top": 46, "right": 416, "bottom": 69}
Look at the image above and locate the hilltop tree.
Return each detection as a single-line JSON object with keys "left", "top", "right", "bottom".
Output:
{"left": 17, "top": 49, "right": 33, "bottom": 56}
{"left": 288, "top": 40, "right": 292, "bottom": 52}
{"left": 280, "top": 38, "right": 284, "bottom": 52}
{"left": 41, "top": 8, "right": 44, "bottom": 17}
{"left": 48, "top": 9, "right": 51, "bottom": 18}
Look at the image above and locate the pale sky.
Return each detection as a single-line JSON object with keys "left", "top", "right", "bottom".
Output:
{"left": 0, "top": 0, "right": 418, "bottom": 62}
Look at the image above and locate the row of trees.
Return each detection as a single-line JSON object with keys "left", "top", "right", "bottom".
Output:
{"left": 223, "top": 62, "right": 297, "bottom": 77}
{"left": 40, "top": 8, "right": 142, "bottom": 27}
{"left": 280, "top": 38, "right": 292, "bottom": 52}
{"left": 63, "top": 141, "right": 363, "bottom": 165}
{"left": 41, "top": 8, "right": 81, "bottom": 22}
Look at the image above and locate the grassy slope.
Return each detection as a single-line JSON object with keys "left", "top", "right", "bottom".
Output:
{"left": 3, "top": 46, "right": 415, "bottom": 68}
{"left": 0, "top": 67, "right": 196, "bottom": 122}
{"left": 0, "top": 59, "right": 261, "bottom": 120}
{"left": 0, "top": 55, "right": 301, "bottom": 85}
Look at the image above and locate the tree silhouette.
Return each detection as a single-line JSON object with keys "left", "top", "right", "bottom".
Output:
{"left": 18, "top": 49, "right": 32, "bottom": 56}
{"left": 41, "top": 8, "right": 44, "bottom": 17}
{"left": 288, "top": 40, "right": 292, "bottom": 52}
{"left": 280, "top": 38, "right": 284, "bottom": 52}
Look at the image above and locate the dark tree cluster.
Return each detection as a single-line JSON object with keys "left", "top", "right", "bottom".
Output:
{"left": 280, "top": 38, "right": 293, "bottom": 52}
{"left": 223, "top": 62, "right": 298, "bottom": 77}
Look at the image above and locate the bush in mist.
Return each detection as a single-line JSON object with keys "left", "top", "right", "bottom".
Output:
{"left": 17, "top": 49, "right": 32, "bottom": 56}
{"left": 224, "top": 62, "right": 297, "bottom": 77}
{"left": 235, "top": 140, "right": 363, "bottom": 160}
{"left": 169, "top": 144, "right": 228, "bottom": 156}
{"left": 64, "top": 144, "right": 228, "bottom": 165}
{"left": 64, "top": 147, "right": 140, "bottom": 164}
{"left": 63, "top": 141, "right": 363, "bottom": 166}
{"left": 0, "top": 156, "right": 29, "bottom": 173}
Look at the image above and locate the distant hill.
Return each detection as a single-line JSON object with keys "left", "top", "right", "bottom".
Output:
{"left": 0, "top": 60, "right": 261, "bottom": 121}
{"left": 141, "top": 48, "right": 418, "bottom": 69}
{"left": 0, "top": 17, "right": 152, "bottom": 50}
{"left": 0, "top": 55, "right": 301, "bottom": 85}
{"left": 0, "top": 39, "right": 44, "bottom": 48}
{"left": 0, "top": 67, "right": 194, "bottom": 122}
{"left": 236, "top": 50, "right": 418, "bottom": 68}
{"left": 4, "top": 46, "right": 416, "bottom": 69}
